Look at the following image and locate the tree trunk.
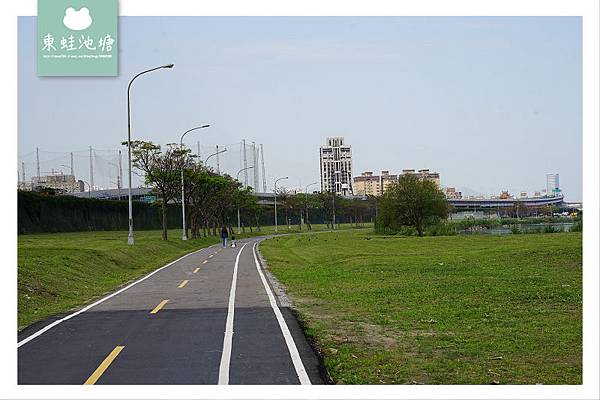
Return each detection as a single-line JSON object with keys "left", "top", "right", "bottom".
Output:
{"left": 191, "top": 216, "right": 197, "bottom": 239}
{"left": 161, "top": 202, "right": 168, "bottom": 240}
{"left": 416, "top": 223, "right": 424, "bottom": 237}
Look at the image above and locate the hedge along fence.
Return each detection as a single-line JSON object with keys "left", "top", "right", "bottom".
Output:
{"left": 18, "top": 191, "right": 182, "bottom": 234}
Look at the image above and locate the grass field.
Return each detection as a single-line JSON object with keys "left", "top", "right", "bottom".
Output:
{"left": 17, "top": 223, "right": 364, "bottom": 329}
{"left": 259, "top": 230, "right": 582, "bottom": 384}
{"left": 17, "top": 230, "right": 223, "bottom": 329}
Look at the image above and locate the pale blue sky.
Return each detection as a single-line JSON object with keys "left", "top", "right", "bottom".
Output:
{"left": 18, "top": 17, "right": 582, "bottom": 200}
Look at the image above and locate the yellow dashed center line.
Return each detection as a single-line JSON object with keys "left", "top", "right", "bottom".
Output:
{"left": 150, "top": 299, "right": 169, "bottom": 314}
{"left": 193, "top": 267, "right": 200, "bottom": 273}
{"left": 209, "top": 254, "right": 214, "bottom": 258}
{"left": 83, "top": 346, "right": 125, "bottom": 385}
{"left": 178, "top": 280, "right": 189, "bottom": 288}
{"left": 202, "top": 260, "right": 208, "bottom": 264}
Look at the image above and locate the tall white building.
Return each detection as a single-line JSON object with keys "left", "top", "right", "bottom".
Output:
{"left": 546, "top": 173, "right": 560, "bottom": 197}
{"left": 319, "top": 137, "right": 353, "bottom": 196}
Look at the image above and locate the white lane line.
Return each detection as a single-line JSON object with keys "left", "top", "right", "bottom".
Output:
{"left": 18, "top": 246, "right": 213, "bottom": 348}
{"left": 252, "top": 242, "right": 311, "bottom": 385}
{"left": 218, "top": 243, "right": 248, "bottom": 385}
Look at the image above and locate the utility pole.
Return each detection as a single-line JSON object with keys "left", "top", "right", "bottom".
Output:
{"left": 118, "top": 150, "right": 123, "bottom": 200}
{"left": 36, "top": 147, "right": 40, "bottom": 181}
{"left": 332, "top": 193, "right": 336, "bottom": 230}
{"left": 197, "top": 141, "right": 201, "bottom": 166}
{"left": 255, "top": 146, "right": 260, "bottom": 192}
{"left": 252, "top": 141, "right": 258, "bottom": 192}
{"left": 242, "top": 139, "right": 248, "bottom": 187}
{"left": 89, "top": 146, "right": 94, "bottom": 190}
{"left": 216, "top": 144, "right": 220, "bottom": 175}
{"left": 274, "top": 176, "right": 288, "bottom": 233}
{"left": 70, "top": 152, "right": 74, "bottom": 176}
{"left": 260, "top": 144, "right": 266, "bottom": 193}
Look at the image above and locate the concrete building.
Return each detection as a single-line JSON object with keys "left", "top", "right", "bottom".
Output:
{"left": 353, "top": 168, "right": 441, "bottom": 197}
{"left": 353, "top": 171, "right": 380, "bottom": 196}
{"left": 380, "top": 170, "right": 398, "bottom": 194}
{"left": 400, "top": 168, "right": 440, "bottom": 187}
{"left": 443, "top": 187, "right": 462, "bottom": 199}
{"left": 546, "top": 173, "right": 560, "bottom": 197}
{"left": 30, "top": 173, "right": 84, "bottom": 193}
{"left": 320, "top": 137, "right": 353, "bottom": 196}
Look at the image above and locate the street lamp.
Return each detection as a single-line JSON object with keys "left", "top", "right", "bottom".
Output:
{"left": 126, "top": 63, "right": 174, "bottom": 245}
{"left": 179, "top": 125, "right": 211, "bottom": 241}
{"left": 304, "top": 182, "right": 318, "bottom": 229}
{"left": 236, "top": 166, "right": 254, "bottom": 234}
{"left": 274, "top": 176, "right": 288, "bottom": 233}
{"left": 204, "top": 148, "right": 227, "bottom": 168}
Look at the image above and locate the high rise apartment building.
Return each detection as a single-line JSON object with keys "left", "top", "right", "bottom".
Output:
{"left": 353, "top": 171, "right": 380, "bottom": 196}
{"left": 546, "top": 173, "right": 560, "bottom": 197}
{"left": 320, "top": 137, "right": 353, "bottom": 196}
{"left": 353, "top": 168, "right": 441, "bottom": 196}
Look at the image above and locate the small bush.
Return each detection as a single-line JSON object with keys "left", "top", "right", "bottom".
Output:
{"left": 396, "top": 225, "right": 418, "bottom": 236}
{"left": 571, "top": 221, "right": 583, "bottom": 232}
{"left": 544, "top": 225, "right": 557, "bottom": 234}
{"left": 425, "top": 223, "right": 457, "bottom": 237}
{"left": 511, "top": 225, "right": 521, "bottom": 234}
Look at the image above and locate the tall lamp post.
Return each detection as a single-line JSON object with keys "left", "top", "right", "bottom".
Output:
{"left": 303, "top": 182, "right": 318, "bottom": 229}
{"left": 179, "top": 125, "right": 210, "bottom": 241}
{"left": 204, "top": 148, "right": 227, "bottom": 170}
{"left": 236, "top": 166, "right": 254, "bottom": 234}
{"left": 274, "top": 176, "right": 288, "bottom": 233}
{"left": 126, "top": 63, "right": 174, "bottom": 245}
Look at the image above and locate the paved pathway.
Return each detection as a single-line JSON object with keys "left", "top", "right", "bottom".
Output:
{"left": 18, "top": 237, "right": 322, "bottom": 385}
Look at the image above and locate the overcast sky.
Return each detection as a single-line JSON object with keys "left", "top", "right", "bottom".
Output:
{"left": 18, "top": 17, "right": 582, "bottom": 200}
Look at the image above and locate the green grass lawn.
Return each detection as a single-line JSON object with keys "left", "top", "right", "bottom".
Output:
{"left": 259, "top": 230, "right": 582, "bottom": 384}
{"left": 17, "top": 223, "right": 366, "bottom": 329}
{"left": 17, "top": 230, "right": 222, "bottom": 329}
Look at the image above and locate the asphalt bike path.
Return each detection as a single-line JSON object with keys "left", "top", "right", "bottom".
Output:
{"left": 17, "top": 237, "right": 322, "bottom": 384}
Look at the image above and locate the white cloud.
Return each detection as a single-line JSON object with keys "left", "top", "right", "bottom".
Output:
{"left": 63, "top": 7, "right": 92, "bottom": 31}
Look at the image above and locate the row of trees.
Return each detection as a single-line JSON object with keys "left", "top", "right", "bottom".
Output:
{"left": 272, "top": 191, "right": 377, "bottom": 230}
{"left": 129, "top": 140, "right": 257, "bottom": 240}
{"left": 127, "top": 140, "right": 451, "bottom": 240}
{"left": 127, "top": 139, "right": 381, "bottom": 240}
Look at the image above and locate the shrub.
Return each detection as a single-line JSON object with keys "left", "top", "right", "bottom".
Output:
{"left": 425, "top": 223, "right": 457, "bottom": 237}
{"left": 571, "top": 221, "right": 583, "bottom": 232}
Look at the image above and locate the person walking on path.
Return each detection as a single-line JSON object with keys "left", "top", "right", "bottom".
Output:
{"left": 220, "top": 226, "right": 229, "bottom": 248}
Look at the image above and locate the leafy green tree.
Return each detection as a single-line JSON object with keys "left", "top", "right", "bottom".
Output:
{"left": 303, "top": 193, "right": 321, "bottom": 230}
{"left": 128, "top": 140, "right": 186, "bottom": 240}
{"left": 378, "top": 174, "right": 449, "bottom": 236}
